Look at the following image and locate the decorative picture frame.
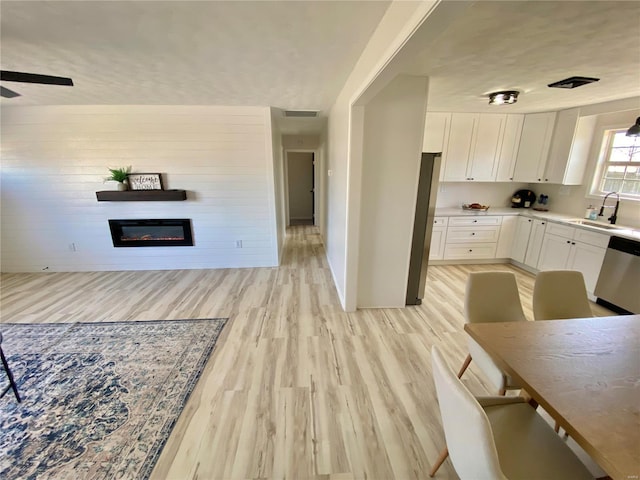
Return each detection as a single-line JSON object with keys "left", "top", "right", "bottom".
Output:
{"left": 127, "top": 173, "right": 163, "bottom": 191}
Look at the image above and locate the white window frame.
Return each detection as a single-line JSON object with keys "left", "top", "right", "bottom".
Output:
{"left": 590, "top": 127, "right": 640, "bottom": 202}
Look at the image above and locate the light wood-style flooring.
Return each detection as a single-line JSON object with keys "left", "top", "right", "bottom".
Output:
{"left": 0, "top": 226, "right": 614, "bottom": 479}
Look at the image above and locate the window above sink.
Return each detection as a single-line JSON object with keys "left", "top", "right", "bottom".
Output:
{"left": 590, "top": 129, "right": 640, "bottom": 202}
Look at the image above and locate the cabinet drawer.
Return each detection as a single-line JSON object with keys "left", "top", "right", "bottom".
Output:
{"left": 545, "top": 222, "right": 575, "bottom": 239}
{"left": 448, "top": 216, "right": 502, "bottom": 226}
{"left": 572, "top": 229, "right": 609, "bottom": 248}
{"left": 433, "top": 217, "right": 448, "bottom": 227}
{"left": 446, "top": 226, "right": 500, "bottom": 243}
{"left": 444, "top": 243, "right": 497, "bottom": 260}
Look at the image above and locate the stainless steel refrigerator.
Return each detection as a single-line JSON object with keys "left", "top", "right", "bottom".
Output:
{"left": 406, "top": 152, "right": 442, "bottom": 305}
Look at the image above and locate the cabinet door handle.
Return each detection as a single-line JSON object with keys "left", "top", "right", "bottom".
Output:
{"left": 566, "top": 240, "right": 571, "bottom": 244}
{"left": 571, "top": 242, "right": 576, "bottom": 245}
{"left": 473, "top": 220, "right": 478, "bottom": 223}
{"left": 471, "top": 232, "right": 476, "bottom": 236}
{"left": 528, "top": 219, "right": 532, "bottom": 222}
{"left": 538, "top": 178, "right": 542, "bottom": 181}
{"left": 542, "top": 222, "right": 545, "bottom": 225}
{"left": 469, "top": 249, "right": 473, "bottom": 252}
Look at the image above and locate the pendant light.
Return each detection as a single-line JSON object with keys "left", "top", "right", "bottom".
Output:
{"left": 626, "top": 117, "right": 640, "bottom": 137}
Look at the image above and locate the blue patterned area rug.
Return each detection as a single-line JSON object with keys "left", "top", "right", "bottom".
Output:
{"left": 0, "top": 318, "right": 228, "bottom": 480}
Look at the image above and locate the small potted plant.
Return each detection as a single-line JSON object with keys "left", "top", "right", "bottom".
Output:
{"left": 105, "top": 166, "right": 131, "bottom": 191}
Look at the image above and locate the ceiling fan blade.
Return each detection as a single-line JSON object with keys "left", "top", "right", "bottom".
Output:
{"left": 0, "top": 70, "right": 73, "bottom": 86}
{"left": 0, "top": 86, "right": 21, "bottom": 98}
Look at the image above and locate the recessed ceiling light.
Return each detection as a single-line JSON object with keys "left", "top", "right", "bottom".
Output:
{"left": 488, "top": 91, "right": 519, "bottom": 105}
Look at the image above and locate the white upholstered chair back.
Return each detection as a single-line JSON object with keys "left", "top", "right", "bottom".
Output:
{"left": 533, "top": 270, "right": 593, "bottom": 320}
{"left": 431, "top": 346, "right": 508, "bottom": 480}
{"left": 465, "top": 271, "right": 527, "bottom": 324}
{"left": 464, "top": 271, "right": 526, "bottom": 392}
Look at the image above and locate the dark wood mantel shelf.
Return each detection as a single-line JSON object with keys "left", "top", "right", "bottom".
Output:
{"left": 96, "top": 189, "right": 187, "bottom": 202}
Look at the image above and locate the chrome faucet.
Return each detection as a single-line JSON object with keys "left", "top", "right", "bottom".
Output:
{"left": 598, "top": 192, "right": 620, "bottom": 224}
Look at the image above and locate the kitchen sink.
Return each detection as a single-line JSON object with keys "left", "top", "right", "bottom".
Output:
{"left": 567, "top": 219, "right": 627, "bottom": 230}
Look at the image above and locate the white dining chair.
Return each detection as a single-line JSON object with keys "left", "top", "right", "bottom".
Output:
{"left": 458, "top": 271, "right": 527, "bottom": 394}
{"left": 429, "top": 346, "right": 594, "bottom": 479}
{"left": 533, "top": 270, "right": 593, "bottom": 321}
{"left": 533, "top": 269, "right": 593, "bottom": 434}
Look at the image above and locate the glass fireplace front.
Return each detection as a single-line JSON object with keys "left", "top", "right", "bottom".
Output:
{"left": 108, "top": 219, "right": 193, "bottom": 247}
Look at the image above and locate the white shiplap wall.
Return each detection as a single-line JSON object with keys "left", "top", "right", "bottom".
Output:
{"left": 0, "top": 105, "right": 279, "bottom": 272}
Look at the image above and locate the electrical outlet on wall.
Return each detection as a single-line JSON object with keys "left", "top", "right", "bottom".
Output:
{"left": 236, "top": 240, "right": 243, "bottom": 248}
{"left": 558, "top": 186, "right": 571, "bottom": 196}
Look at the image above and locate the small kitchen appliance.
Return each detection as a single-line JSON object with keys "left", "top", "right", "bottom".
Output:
{"left": 511, "top": 189, "right": 536, "bottom": 208}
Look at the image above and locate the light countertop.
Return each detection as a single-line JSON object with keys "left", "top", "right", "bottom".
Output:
{"left": 435, "top": 207, "right": 640, "bottom": 241}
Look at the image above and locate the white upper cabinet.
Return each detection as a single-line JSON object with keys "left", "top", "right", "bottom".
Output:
{"left": 495, "top": 114, "right": 524, "bottom": 181}
{"left": 544, "top": 108, "right": 597, "bottom": 185}
{"left": 440, "top": 113, "right": 506, "bottom": 182}
{"left": 512, "top": 112, "right": 557, "bottom": 182}
{"left": 442, "top": 113, "right": 477, "bottom": 181}
{"left": 468, "top": 114, "right": 506, "bottom": 181}
{"left": 423, "top": 112, "right": 451, "bottom": 153}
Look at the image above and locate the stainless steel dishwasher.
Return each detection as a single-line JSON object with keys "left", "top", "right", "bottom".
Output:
{"left": 594, "top": 236, "right": 640, "bottom": 314}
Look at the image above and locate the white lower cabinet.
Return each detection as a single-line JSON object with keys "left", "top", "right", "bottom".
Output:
{"left": 524, "top": 219, "right": 547, "bottom": 268}
{"left": 536, "top": 233, "right": 572, "bottom": 270}
{"left": 434, "top": 213, "right": 610, "bottom": 295}
{"left": 429, "top": 217, "right": 448, "bottom": 260}
{"left": 443, "top": 216, "right": 502, "bottom": 260}
{"left": 537, "top": 223, "right": 608, "bottom": 295}
{"left": 444, "top": 243, "right": 497, "bottom": 260}
{"left": 511, "top": 217, "right": 533, "bottom": 264}
{"left": 568, "top": 242, "right": 607, "bottom": 295}
{"left": 510, "top": 216, "right": 546, "bottom": 269}
{"left": 495, "top": 215, "right": 518, "bottom": 258}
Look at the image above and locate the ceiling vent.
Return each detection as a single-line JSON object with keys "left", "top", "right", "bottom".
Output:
{"left": 283, "top": 110, "right": 319, "bottom": 118}
{"left": 547, "top": 76, "right": 600, "bottom": 89}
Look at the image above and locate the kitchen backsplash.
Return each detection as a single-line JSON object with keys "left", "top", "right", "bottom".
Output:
{"left": 436, "top": 181, "right": 640, "bottom": 228}
{"left": 435, "top": 182, "right": 530, "bottom": 209}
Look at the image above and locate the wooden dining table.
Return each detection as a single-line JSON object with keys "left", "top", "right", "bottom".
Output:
{"left": 465, "top": 314, "right": 640, "bottom": 480}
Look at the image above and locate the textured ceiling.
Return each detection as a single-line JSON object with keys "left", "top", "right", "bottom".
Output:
{"left": 2, "top": 1, "right": 638, "bottom": 135}
{"left": 0, "top": 0, "right": 390, "bottom": 121}
{"left": 412, "top": 0, "right": 640, "bottom": 113}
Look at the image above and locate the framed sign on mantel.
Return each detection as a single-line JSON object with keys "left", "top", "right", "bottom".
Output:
{"left": 127, "top": 173, "right": 163, "bottom": 191}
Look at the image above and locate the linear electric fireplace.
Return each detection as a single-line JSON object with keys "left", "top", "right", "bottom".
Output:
{"left": 108, "top": 219, "right": 193, "bottom": 247}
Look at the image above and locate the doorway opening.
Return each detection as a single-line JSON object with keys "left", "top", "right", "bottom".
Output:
{"left": 286, "top": 151, "right": 315, "bottom": 226}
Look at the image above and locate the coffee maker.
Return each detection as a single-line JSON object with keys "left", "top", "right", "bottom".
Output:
{"left": 511, "top": 189, "right": 536, "bottom": 208}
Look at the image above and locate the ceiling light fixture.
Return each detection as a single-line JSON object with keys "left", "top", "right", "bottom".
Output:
{"left": 626, "top": 117, "right": 640, "bottom": 137}
{"left": 488, "top": 91, "right": 519, "bottom": 105}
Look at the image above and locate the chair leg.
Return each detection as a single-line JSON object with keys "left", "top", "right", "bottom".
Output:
{"left": 429, "top": 446, "right": 449, "bottom": 477}
{"left": 457, "top": 354, "right": 472, "bottom": 378}
{"left": 0, "top": 346, "right": 21, "bottom": 403}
